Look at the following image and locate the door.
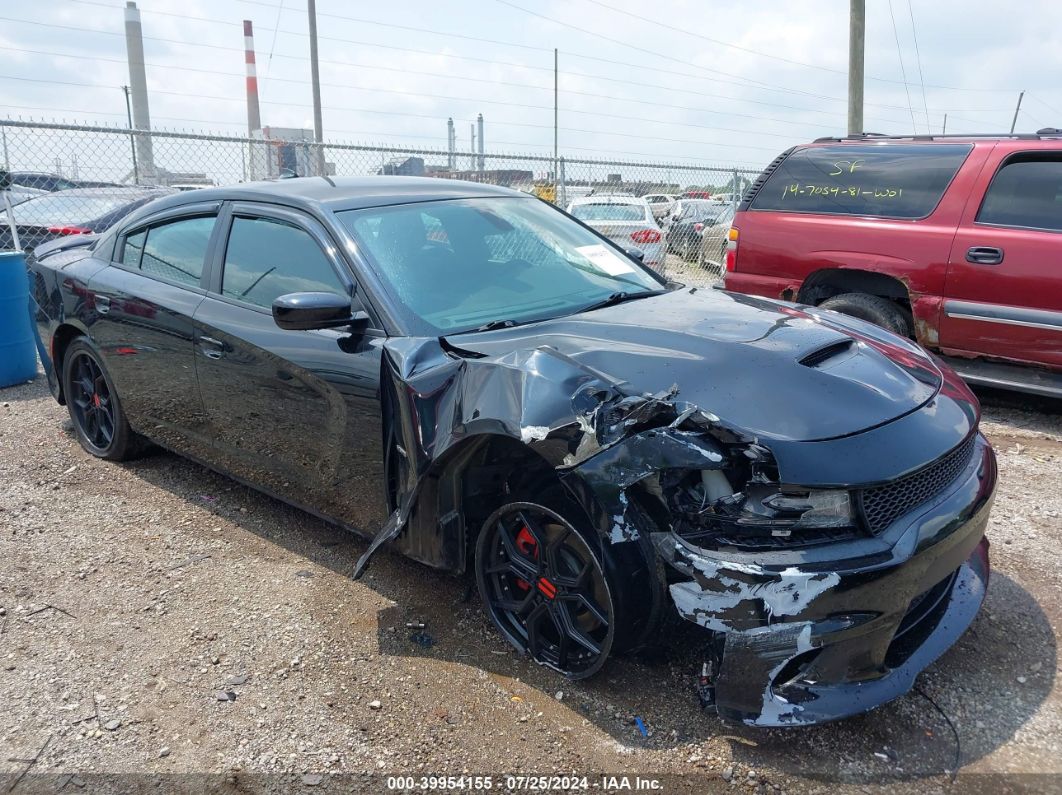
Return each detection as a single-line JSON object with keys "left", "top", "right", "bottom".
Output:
{"left": 942, "top": 152, "right": 1062, "bottom": 368}
{"left": 87, "top": 210, "right": 219, "bottom": 458}
{"left": 193, "top": 204, "right": 388, "bottom": 533}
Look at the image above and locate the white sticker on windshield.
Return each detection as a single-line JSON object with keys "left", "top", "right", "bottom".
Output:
{"left": 575, "top": 244, "right": 635, "bottom": 276}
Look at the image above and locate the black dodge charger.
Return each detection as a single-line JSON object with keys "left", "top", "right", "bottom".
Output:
{"left": 28, "top": 177, "right": 995, "bottom": 726}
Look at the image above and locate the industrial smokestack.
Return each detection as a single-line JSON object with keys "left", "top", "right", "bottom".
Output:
{"left": 470, "top": 123, "right": 475, "bottom": 171}
{"left": 123, "top": 1, "right": 155, "bottom": 182}
{"left": 243, "top": 20, "right": 262, "bottom": 135}
{"left": 476, "top": 113, "right": 484, "bottom": 171}
{"left": 447, "top": 117, "right": 455, "bottom": 170}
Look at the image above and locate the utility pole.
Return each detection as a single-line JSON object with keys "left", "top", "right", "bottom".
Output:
{"left": 1010, "top": 90, "right": 1025, "bottom": 134}
{"left": 847, "top": 0, "right": 865, "bottom": 136}
{"left": 942, "top": 113, "right": 947, "bottom": 134}
{"left": 307, "top": 0, "right": 323, "bottom": 143}
{"left": 122, "top": 85, "right": 139, "bottom": 184}
{"left": 554, "top": 48, "right": 559, "bottom": 182}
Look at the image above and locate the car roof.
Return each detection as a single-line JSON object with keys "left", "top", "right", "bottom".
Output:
{"left": 135, "top": 176, "right": 526, "bottom": 217}
{"left": 807, "top": 131, "right": 1062, "bottom": 148}
{"left": 569, "top": 195, "right": 647, "bottom": 205}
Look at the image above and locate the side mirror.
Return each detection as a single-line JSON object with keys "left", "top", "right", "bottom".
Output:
{"left": 272, "top": 292, "right": 360, "bottom": 331}
{"left": 623, "top": 246, "right": 645, "bottom": 263}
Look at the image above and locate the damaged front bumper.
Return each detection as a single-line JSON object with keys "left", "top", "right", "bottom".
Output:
{"left": 653, "top": 432, "right": 996, "bottom": 726}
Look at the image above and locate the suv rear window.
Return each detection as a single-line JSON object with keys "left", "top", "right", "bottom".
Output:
{"left": 750, "top": 144, "right": 972, "bottom": 219}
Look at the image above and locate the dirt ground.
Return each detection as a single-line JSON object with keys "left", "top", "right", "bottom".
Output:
{"left": 1, "top": 369, "right": 1061, "bottom": 794}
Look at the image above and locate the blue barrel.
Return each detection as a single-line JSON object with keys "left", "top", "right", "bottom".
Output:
{"left": 0, "top": 250, "right": 38, "bottom": 387}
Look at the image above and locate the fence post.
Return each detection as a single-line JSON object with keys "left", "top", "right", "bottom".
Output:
{"left": 732, "top": 168, "right": 739, "bottom": 211}
{"left": 558, "top": 156, "right": 566, "bottom": 207}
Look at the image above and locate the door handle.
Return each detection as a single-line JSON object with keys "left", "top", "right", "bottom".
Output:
{"left": 966, "top": 246, "right": 1004, "bottom": 265}
{"left": 94, "top": 295, "right": 111, "bottom": 315}
{"left": 199, "top": 335, "right": 226, "bottom": 360}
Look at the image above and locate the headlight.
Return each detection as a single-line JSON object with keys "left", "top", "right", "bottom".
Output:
{"left": 661, "top": 467, "right": 860, "bottom": 551}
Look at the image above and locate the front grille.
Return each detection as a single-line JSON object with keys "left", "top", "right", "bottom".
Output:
{"left": 859, "top": 434, "right": 977, "bottom": 534}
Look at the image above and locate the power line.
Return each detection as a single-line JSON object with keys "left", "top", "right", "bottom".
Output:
{"left": 494, "top": 0, "right": 822, "bottom": 98}
{"left": 13, "top": 7, "right": 948, "bottom": 122}
{"left": 0, "top": 74, "right": 784, "bottom": 153}
{"left": 887, "top": 0, "right": 918, "bottom": 132}
{"left": 1029, "top": 94, "right": 1062, "bottom": 119}
{"left": 0, "top": 104, "right": 766, "bottom": 165}
{"left": 12, "top": 1, "right": 1011, "bottom": 148}
{"left": 906, "top": 0, "right": 932, "bottom": 134}
{"left": 494, "top": 0, "right": 1019, "bottom": 94}
{"left": 0, "top": 44, "right": 852, "bottom": 136}
{"left": 577, "top": 0, "right": 1015, "bottom": 94}
{"left": 576, "top": 0, "right": 857, "bottom": 78}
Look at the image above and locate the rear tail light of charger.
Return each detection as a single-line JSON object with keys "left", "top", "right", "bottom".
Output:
{"left": 725, "top": 226, "right": 739, "bottom": 272}
{"left": 630, "top": 229, "right": 661, "bottom": 244}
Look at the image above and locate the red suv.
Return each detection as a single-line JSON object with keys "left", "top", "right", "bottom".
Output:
{"left": 724, "top": 132, "right": 1062, "bottom": 398}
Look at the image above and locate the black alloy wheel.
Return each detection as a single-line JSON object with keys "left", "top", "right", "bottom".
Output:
{"left": 68, "top": 349, "right": 115, "bottom": 453}
{"left": 61, "top": 338, "right": 143, "bottom": 461}
{"left": 476, "top": 502, "right": 615, "bottom": 679}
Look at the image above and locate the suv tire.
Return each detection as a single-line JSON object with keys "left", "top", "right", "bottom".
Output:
{"left": 818, "top": 292, "right": 912, "bottom": 338}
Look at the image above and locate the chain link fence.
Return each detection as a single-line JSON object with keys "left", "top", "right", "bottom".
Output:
{"left": 0, "top": 119, "right": 761, "bottom": 288}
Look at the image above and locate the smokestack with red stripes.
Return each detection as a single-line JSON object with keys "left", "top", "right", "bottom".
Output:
{"left": 243, "top": 20, "right": 262, "bottom": 135}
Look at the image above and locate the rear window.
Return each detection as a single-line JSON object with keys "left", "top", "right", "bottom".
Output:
{"left": 570, "top": 203, "right": 647, "bottom": 222}
{"left": 5, "top": 193, "right": 135, "bottom": 226}
{"left": 750, "top": 144, "right": 972, "bottom": 219}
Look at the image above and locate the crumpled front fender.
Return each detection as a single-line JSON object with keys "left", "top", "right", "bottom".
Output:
{"left": 561, "top": 426, "right": 726, "bottom": 545}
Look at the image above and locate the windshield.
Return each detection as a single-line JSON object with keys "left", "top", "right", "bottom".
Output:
{"left": 2, "top": 193, "right": 136, "bottom": 225}
{"left": 336, "top": 197, "right": 665, "bottom": 336}
{"left": 569, "top": 203, "right": 648, "bottom": 222}
{"left": 681, "top": 202, "right": 728, "bottom": 221}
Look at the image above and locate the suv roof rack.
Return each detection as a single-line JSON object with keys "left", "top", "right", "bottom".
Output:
{"left": 813, "top": 130, "right": 1062, "bottom": 143}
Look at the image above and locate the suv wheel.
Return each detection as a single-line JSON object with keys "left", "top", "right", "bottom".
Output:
{"left": 818, "top": 293, "right": 912, "bottom": 338}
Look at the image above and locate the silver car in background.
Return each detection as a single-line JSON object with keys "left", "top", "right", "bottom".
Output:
{"left": 567, "top": 196, "right": 664, "bottom": 269}
{"left": 640, "top": 193, "right": 676, "bottom": 220}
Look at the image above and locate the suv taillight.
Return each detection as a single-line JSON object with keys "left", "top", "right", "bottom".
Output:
{"left": 725, "top": 226, "right": 739, "bottom": 272}
{"left": 630, "top": 229, "right": 661, "bottom": 244}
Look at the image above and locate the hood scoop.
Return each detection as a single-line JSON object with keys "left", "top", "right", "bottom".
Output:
{"left": 799, "top": 339, "right": 856, "bottom": 369}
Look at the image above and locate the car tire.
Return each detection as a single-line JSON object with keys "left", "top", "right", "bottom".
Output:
{"left": 475, "top": 479, "right": 666, "bottom": 680}
{"left": 818, "top": 292, "right": 912, "bottom": 338}
{"left": 61, "top": 337, "right": 147, "bottom": 461}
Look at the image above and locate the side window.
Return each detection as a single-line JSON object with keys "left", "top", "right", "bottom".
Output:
{"left": 136, "top": 216, "right": 215, "bottom": 287}
{"left": 122, "top": 229, "right": 145, "bottom": 268}
{"left": 221, "top": 216, "right": 346, "bottom": 309}
{"left": 977, "top": 157, "right": 1062, "bottom": 232}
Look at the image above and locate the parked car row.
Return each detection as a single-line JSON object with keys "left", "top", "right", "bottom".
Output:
{"left": 566, "top": 195, "right": 665, "bottom": 269}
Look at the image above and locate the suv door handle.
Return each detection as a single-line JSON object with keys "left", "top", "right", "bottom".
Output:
{"left": 966, "top": 246, "right": 1004, "bottom": 265}
{"left": 94, "top": 295, "right": 110, "bottom": 314}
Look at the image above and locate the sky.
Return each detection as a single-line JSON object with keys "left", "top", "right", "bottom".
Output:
{"left": 1, "top": 0, "right": 1061, "bottom": 176}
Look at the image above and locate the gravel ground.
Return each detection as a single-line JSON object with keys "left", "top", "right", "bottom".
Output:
{"left": 1, "top": 370, "right": 1060, "bottom": 794}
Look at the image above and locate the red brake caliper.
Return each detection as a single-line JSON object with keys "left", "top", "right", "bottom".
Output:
{"left": 514, "top": 526, "right": 537, "bottom": 592}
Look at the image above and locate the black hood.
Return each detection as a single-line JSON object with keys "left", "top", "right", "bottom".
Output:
{"left": 446, "top": 288, "right": 942, "bottom": 443}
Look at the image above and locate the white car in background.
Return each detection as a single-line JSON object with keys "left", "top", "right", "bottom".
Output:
{"left": 640, "top": 193, "right": 676, "bottom": 220}
{"left": 567, "top": 196, "right": 664, "bottom": 269}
